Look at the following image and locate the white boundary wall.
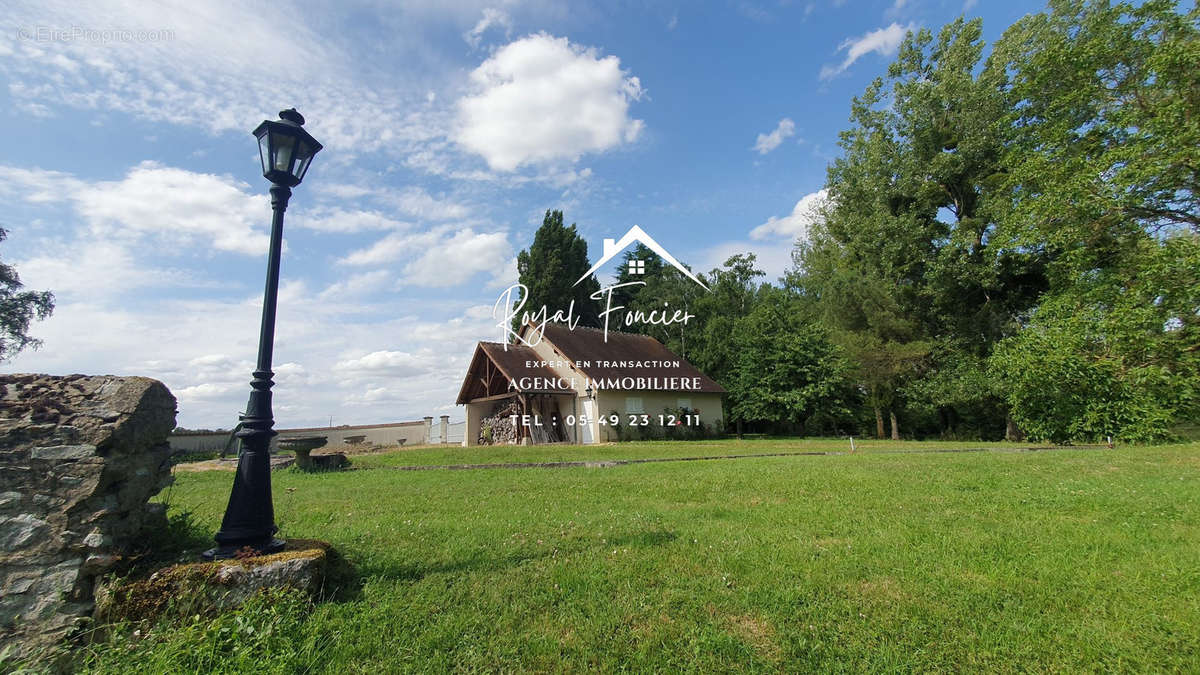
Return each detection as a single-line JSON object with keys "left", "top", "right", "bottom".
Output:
{"left": 170, "top": 416, "right": 465, "bottom": 454}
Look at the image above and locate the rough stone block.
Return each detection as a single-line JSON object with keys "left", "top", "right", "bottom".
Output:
{"left": 95, "top": 539, "right": 335, "bottom": 623}
{"left": 0, "top": 374, "right": 175, "bottom": 660}
{"left": 31, "top": 444, "right": 97, "bottom": 460}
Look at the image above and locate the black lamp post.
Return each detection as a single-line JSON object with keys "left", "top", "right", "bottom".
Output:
{"left": 202, "top": 109, "right": 322, "bottom": 561}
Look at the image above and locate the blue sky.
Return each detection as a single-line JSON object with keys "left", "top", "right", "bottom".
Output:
{"left": 0, "top": 0, "right": 1047, "bottom": 428}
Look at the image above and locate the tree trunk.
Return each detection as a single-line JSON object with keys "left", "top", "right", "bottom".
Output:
{"left": 889, "top": 410, "right": 900, "bottom": 441}
{"left": 1005, "top": 414, "right": 1025, "bottom": 442}
{"left": 736, "top": 418, "right": 743, "bottom": 440}
{"left": 875, "top": 407, "right": 885, "bottom": 439}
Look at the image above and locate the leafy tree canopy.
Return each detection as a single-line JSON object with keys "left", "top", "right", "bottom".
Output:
{"left": 0, "top": 228, "right": 54, "bottom": 361}
{"left": 513, "top": 210, "right": 601, "bottom": 333}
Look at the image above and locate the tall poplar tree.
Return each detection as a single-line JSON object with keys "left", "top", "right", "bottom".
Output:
{"left": 512, "top": 210, "right": 601, "bottom": 333}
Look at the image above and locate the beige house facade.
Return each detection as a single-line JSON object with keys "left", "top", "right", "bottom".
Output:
{"left": 457, "top": 322, "right": 725, "bottom": 446}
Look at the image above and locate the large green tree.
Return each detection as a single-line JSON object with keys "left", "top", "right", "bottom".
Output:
{"left": 730, "top": 287, "right": 853, "bottom": 434}
{"left": 993, "top": 0, "right": 1199, "bottom": 245}
{"left": 613, "top": 253, "right": 766, "bottom": 432}
{"left": 987, "top": 0, "right": 1200, "bottom": 441}
{"left": 690, "top": 254, "right": 765, "bottom": 383}
{"left": 791, "top": 18, "right": 1049, "bottom": 439}
{"left": 512, "top": 210, "right": 601, "bottom": 333}
{"left": 0, "top": 228, "right": 54, "bottom": 360}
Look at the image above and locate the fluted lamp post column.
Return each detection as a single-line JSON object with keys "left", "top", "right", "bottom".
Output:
{"left": 202, "top": 108, "right": 322, "bottom": 561}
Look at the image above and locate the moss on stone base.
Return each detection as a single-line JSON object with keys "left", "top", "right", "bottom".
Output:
{"left": 94, "top": 539, "right": 338, "bottom": 625}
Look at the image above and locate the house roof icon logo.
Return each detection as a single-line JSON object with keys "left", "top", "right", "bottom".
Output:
{"left": 574, "top": 225, "right": 709, "bottom": 291}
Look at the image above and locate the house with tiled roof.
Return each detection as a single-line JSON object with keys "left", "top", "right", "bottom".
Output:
{"left": 456, "top": 322, "right": 725, "bottom": 445}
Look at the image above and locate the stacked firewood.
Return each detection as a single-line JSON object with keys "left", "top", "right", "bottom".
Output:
{"left": 478, "top": 400, "right": 521, "bottom": 445}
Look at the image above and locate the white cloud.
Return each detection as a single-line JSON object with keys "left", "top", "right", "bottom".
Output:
{"left": 0, "top": 160, "right": 268, "bottom": 256}
{"left": 0, "top": 166, "right": 84, "bottom": 202}
{"left": 307, "top": 184, "right": 471, "bottom": 225}
{"left": 340, "top": 233, "right": 417, "bottom": 267}
{"left": 75, "top": 161, "right": 268, "bottom": 255}
{"left": 695, "top": 240, "right": 794, "bottom": 284}
{"left": 455, "top": 33, "right": 645, "bottom": 171}
{"left": 697, "top": 190, "right": 831, "bottom": 282}
{"left": 487, "top": 256, "right": 519, "bottom": 289}
{"left": 5, "top": 287, "right": 497, "bottom": 427}
{"left": 820, "top": 23, "right": 914, "bottom": 80}
{"left": 884, "top": 0, "right": 915, "bottom": 20}
{"left": 404, "top": 229, "right": 512, "bottom": 288}
{"left": 334, "top": 349, "right": 441, "bottom": 378}
{"left": 15, "top": 239, "right": 201, "bottom": 302}
{"left": 750, "top": 189, "right": 829, "bottom": 242}
{"left": 0, "top": 0, "right": 442, "bottom": 156}
{"left": 340, "top": 226, "right": 513, "bottom": 288}
{"left": 318, "top": 270, "right": 392, "bottom": 301}
{"left": 464, "top": 8, "right": 513, "bottom": 48}
{"left": 963, "top": 0, "right": 979, "bottom": 11}
{"left": 382, "top": 186, "right": 472, "bottom": 221}
{"left": 315, "top": 183, "right": 374, "bottom": 200}
{"left": 753, "top": 118, "right": 796, "bottom": 154}
{"left": 293, "top": 209, "right": 412, "bottom": 234}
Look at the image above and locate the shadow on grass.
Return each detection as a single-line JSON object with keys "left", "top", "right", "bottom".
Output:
{"left": 321, "top": 546, "right": 364, "bottom": 603}
{"left": 122, "top": 509, "right": 213, "bottom": 576}
{"left": 357, "top": 528, "right": 679, "bottom": 583}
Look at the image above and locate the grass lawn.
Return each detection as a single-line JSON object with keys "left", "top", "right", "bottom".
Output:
{"left": 79, "top": 440, "right": 1200, "bottom": 673}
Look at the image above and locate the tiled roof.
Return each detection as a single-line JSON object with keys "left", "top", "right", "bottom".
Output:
{"left": 455, "top": 342, "right": 576, "bottom": 404}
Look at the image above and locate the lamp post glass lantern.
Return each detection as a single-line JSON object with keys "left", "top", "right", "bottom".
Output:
{"left": 253, "top": 108, "right": 322, "bottom": 188}
{"left": 202, "top": 109, "right": 321, "bottom": 561}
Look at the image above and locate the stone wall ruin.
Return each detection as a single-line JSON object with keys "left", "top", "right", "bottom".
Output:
{"left": 0, "top": 374, "right": 175, "bottom": 659}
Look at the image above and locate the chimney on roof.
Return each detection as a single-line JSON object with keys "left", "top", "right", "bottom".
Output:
{"left": 603, "top": 238, "right": 617, "bottom": 259}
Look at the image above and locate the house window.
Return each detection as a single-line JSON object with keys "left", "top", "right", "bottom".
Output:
{"left": 625, "top": 396, "right": 644, "bottom": 413}
{"left": 627, "top": 259, "right": 645, "bottom": 275}
{"left": 677, "top": 398, "right": 691, "bottom": 410}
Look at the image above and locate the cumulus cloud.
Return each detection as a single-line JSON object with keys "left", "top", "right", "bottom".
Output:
{"left": 403, "top": 229, "right": 512, "bottom": 287}
{"left": 820, "top": 23, "right": 914, "bottom": 80}
{"left": 76, "top": 161, "right": 268, "bottom": 255}
{"left": 750, "top": 189, "right": 829, "bottom": 241}
{"left": 455, "top": 33, "right": 645, "bottom": 171}
{"left": 753, "top": 118, "right": 796, "bottom": 154}
{"left": 0, "top": 160, "right": 267, "bottom": 256}
{"left": 333, "top": 349, "right": 440, "bottom": 378}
